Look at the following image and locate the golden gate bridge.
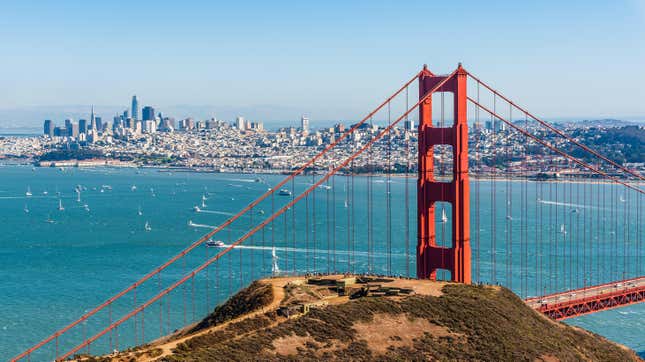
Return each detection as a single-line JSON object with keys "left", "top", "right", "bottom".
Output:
{"left": 13, "top": 64, "right": 644, "bottom": 361}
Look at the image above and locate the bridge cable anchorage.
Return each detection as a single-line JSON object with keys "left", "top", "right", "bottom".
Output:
{"left": 466, "top": 72, "right": 645, "bottom": 183}
{"left": 51, "top": 70, "right": 456, "bottom": 361}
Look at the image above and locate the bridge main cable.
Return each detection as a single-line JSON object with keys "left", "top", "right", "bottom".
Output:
{"left": 12, "top": 72, "right": 423, "bottom": 362}
{"left": 466, "top": 71, "right": 645, "bottom": 182}
{"left": 56, "top": 69, "right": 459, "bottom": 361}
{"left": 467, "top": 96, "right": 645, "bottom": 195}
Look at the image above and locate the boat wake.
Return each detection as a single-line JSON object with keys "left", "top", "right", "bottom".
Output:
{"left": 197, "top": 209, "right": 235, "bottom": 216}
{"left": 537, "top": 199, "right": 605, "bottom": 210}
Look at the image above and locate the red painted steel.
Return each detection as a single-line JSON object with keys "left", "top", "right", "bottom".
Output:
{"left": 528, "top": 279, "right": 645, "bottom": 320}
{"left": 417, "top": 64, "right": 471, "bottom": 283}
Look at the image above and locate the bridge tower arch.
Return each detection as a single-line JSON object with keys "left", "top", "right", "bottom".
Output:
{"left": 417, "top": 64, "right": 471, "bottom": 283}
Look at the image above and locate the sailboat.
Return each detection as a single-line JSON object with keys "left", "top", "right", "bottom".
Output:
{"left": 441, "top": 208, "right": 448, "bottom": 223}
{"left": 84, "top": 204, "right": 90, "bottom": 212}
{"left": 24, "top": 204, "right": 29, "bottom": 213}
{"left": 619, "top": 195, "right": 626, "bottom": 203}
{"left": 271, "top": 247, "right": 280, "bottom": 275}
{"left": 344, "top": 198, "right": 348, "bottom": 208}
{"left": 137, "top": 206, "right": 143, "bottom": 216}
{"left": 144, "top": 221, "right": 152, "bottom": 231}
{"left": 26, "top": 186, "right": 32, "bottom": 197}
{"left": 201, "top": 195, "right": 207, "bottom": 208}
{"left": 76, "top": 190, "right": 81, "bottom": 203}
{"left": 45, "top": 214, "right": 55, "bottom": 224}
{"left": 559, "top": 224, "right": 566, "bottom": 234}
{"left": 57, "top": 199, "right": 65, "bottom": 211}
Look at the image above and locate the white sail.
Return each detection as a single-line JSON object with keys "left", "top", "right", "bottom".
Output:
{"left": 271, "top": 247, "right": 280, "bottom": 275}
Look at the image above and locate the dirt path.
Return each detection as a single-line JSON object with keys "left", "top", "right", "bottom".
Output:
{"left": 133, "top": 277, "right": 292, "bottom": 361}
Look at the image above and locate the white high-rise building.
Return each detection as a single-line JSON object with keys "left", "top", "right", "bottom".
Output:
{"left": 300, "top": 115, "right": 309, "bottom": 133}
{"left": 236, "top": 116, "right": 246, "bottom": 130}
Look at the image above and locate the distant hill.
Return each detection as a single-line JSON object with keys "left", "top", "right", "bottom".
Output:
{"left": 89, "top": 277, "right": 641, "bottom": 362}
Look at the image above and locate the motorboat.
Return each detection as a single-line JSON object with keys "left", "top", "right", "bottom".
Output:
{"left": 193, "top": 205, "right": 201, "bottom": 212}
{"left": 278, "top": 189, "right": 292, "bottom": 196}
{"left": 145, "top": 221, "right": 152, "bottom": 231}
{"left": 206, "top": 239, "right": 225, "bottom": 247}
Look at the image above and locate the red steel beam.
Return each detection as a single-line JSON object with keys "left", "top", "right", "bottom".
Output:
{"left": 534, "top": 285, "right": 645, "bottom": 320}
{"left": 525, "top": 276, "right": 645, "bottom": 303}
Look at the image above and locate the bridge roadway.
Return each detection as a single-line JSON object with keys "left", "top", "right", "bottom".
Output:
{"left": 525, "top": 276, "right": 645, "bottom": 320}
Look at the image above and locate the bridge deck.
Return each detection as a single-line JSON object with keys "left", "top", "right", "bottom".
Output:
{"left": 525, "top": 277, "right": 645, "bottom": 320}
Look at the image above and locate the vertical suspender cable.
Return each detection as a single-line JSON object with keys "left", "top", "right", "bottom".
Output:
{"left": 326, "top": 175, "right": 331, "bottom": 274}
{"left": 313, "top": 170, "right": 317, "bottom": 273}
{"left": 491, "top": 94, "right": 497, "bottom": 284}
{"left": 405, "top": 86, "right": 411, "bottom": 278}
{"left": 387, "top": 100, "right": 392, "bottom": 276}
{"left": 475, "top": 83, "right": 480, "bottom": 284}
{"left": 292, "top": 176, "right": 296, "bottom": 274}
{"left": 332, "top": 172, "right": 337, "bottom": 273}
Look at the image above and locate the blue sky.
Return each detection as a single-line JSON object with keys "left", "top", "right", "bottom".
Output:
{"left": 1, "top": 0, "right": 644, "bottom": 126}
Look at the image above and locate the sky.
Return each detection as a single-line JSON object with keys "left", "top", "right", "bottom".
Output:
{"left": 1, "top": 0, "right": 644, "bottom": 127}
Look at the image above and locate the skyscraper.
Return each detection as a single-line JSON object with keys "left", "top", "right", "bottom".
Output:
{"left": 131, "top": 95, "right": 139, "bottom": 121}
{"left": 89, "top": 105, "right": 97, "bottom": 131}
{"left": 404, "top": 119, "right": 416, "bottom": 131}
{"left": 300, "top": 115, "right": 309, "bottom": 133}
{"left": 64, "top": 119, "right": 73, "bottom": 137}
{"left": 79, "top": 119, "right": 88, "bottom": 134}
{"left": 236, "top": 116, "right": 245, "bottom": 130}
{"left": 43, "top": 120, "right": 54, "bottom": 137}
{"left": 142, "top": 106, "right": 155, "bottom": 121}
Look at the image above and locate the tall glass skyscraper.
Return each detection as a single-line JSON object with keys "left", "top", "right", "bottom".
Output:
{"left": 131, "top": 95, "right": 139, "bottom": 121}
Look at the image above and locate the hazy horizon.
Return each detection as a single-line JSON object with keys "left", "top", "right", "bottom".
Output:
{"left": 2, "top": 0, "right": 644, "bottom": 126}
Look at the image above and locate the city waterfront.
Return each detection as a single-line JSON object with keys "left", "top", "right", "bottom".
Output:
{"left": 0, "top": 164, "right": 642, "bottom": 359}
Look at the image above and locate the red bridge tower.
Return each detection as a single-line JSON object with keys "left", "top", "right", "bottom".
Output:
{"left": 417, "top": 64, "right": 471, "bottom": 283}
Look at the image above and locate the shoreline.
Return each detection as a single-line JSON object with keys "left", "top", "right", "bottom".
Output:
{"left": 1, "top": 158, "right": 643, "bottom": 186}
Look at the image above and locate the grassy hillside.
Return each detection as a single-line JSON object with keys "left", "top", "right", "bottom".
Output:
{"left": 160, "top": 280, "right": 640, "bottom": 361}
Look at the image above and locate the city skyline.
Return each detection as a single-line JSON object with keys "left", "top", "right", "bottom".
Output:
{"left": 1, "top": 0, "right": 644, "bottom": 126}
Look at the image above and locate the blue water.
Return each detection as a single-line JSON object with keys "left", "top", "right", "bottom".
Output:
{"left": 0, "top": 165, "right": 642, "bottom": 360}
